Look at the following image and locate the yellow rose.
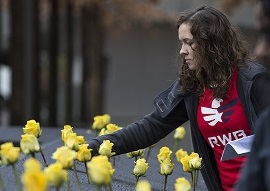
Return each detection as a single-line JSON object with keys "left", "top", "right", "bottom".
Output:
{"left": 189, "top": 152, "right": 199, "bottom": 158}
{"left": 188, "top": 153, "right": 202, "bottom": 170}
{"left": 92, "top": 114, "right": 111, "bottom": 131}
{"left": 76, "top": 135, "right": 85, "bottom": 145}
{"left": 44, "top": 162, "right": 68, "bottom": 187}
{"left": 21, "top": 158, "right": 48, "bottom": 191}
{"left": 126, "top": 149, "right": 145, "bottom": 158}
{"left": 173, "top": 126, "right": 186, "bottom": 140}
{"left": 106, "top": 123, "right": 121, "bottom": 132}
{"left": 23, "top": 119, "right": 42, "bottom": 138}
{"left": 65, "top": 132, "right": 77, "bottom": 148}
{"left": 157, "top": 147, "right": 172, "bottom": 163}
{"left": 180, "top": 155, "right": 191, "bottom": 172}
{"left": 136, "top": 180, "right": 152, "bottom": 191}
{"left": 133, "top": 158, "right": 149, "bottom": 177}
{"left": 22, "top": 171, "right": 47, "bottom": 191}
{"left": 98, "top": 128, "right": 106, "bottom": 136}
{"left": 175, "top": 177, "right": 191, "bottom": 191}
{"left": 77, "top": 144, "right": 92, "bottom": 162}
{"left": 20, "top": 134, "right": 40, "bottom": 154}
{"left": 61, "top": 125, "right": 73, "bottom": 143}
{"left": 175, "top": 149, "right": 188, "bottom": 163}
{"left": 87, "top": 155, "right": 115, "bottom": 185}
{"left": 52, "top": 146, "right": 76, "bottom": 169}
{"left": 0, "top": 142, "right": 20, "bottom": 165}
{"left": 99, "top": 128, "right": 106, "bottom": 136}
{"left": 65, "top": 132, "right": 85, "bottom": 151}
{"left": 180, "top": 152, "right": 202, "bottom": 172}
{"left": 24, "top": 158, "right": 42, "bottom": 171}
{"left": 160, "top": 158, "right": 174, "bottom": 175}
{"left": 99, "top": 123, "right": 122, "bottom": 136}
{"left": 98, "top": 140, "right": 115, "bottom": 157}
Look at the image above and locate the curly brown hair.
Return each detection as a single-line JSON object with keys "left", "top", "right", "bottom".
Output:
{"left": 177, "top": 6, "right": 250, "bottom": 99}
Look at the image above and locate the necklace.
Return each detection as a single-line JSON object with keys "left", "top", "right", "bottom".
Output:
{"left": 208, "top": 83, "right": 218, "bottom": 89}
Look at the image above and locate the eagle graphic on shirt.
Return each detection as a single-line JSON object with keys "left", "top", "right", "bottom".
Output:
{"left": 201, "top": 98, "right": 238, "bottom": 126}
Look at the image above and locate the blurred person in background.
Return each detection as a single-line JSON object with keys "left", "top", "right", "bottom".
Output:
{"left": 88, "top": 5, "right": 270, "bottom": 191}
{"left": 233, "top": 0, "right": 270, "bottom": 190}
{"left": 254, "top": 0, "right": 270, "bottom": 67}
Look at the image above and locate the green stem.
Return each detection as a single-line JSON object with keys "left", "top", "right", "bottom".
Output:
{"left": 135, "top": 176, "right": 140, "bottom": 186}
{"left": 173, "top": 140, "right": 179, "bottom": 153}
{"left": 12, "top": 164, "right": 22, "bottom": 191}
{"left": 145, "top": 147, "right": 152, "bottom": 162}
{"left": 192, "top": 171, "right": 195, "bottom": 191}
{"left": 195, "top": 170, "right": 198, "bottom": 190}
{"left": 67, "top": 173, "right": 71, "bottom": 191}
{"left": 191, "top": 170, "right": 198, "bottom": 191}
{"left": 0, "top": 171, "right": 7, "bottom": 191}
{"left": 163, "top": 175, "right": 168, "bottom": 191}
{"left": 73, "top": 163, "right": 82, "bottom": 191}
{"left": 96, "top": 185, "right": 102, "bottom": 191}
{"left": 39, "top": 148, "right": 48, "bottom": 167}
{"left": 30, "top": 152, "right": 36, "bottom": 158}
{"left": 108, "top": 183, "right": 113, "bottom": 191}
{"left": 84, "top": 161, "right": 90, "bottom": 184}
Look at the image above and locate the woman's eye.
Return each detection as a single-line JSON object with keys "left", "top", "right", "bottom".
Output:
{"left": 187, "top": 41, "right": 193, "bottom": 46}
{"left": 179, "top": 40, "right": 194, "bottom": 47}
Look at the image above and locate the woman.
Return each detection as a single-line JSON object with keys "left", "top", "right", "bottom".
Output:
{"left": 88, "top": 6, "right": 270, "bottom": 191}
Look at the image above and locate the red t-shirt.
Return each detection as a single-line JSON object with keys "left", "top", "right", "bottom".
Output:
{"left": 197, "top": 70, "right": 251, "bottom": 191}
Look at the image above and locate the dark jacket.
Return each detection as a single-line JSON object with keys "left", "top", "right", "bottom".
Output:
{"left": 89, "top": 61, "right": 270, "bottom": 191}
{"left": 234, "top": 106, "right": 270, "bottom": 191}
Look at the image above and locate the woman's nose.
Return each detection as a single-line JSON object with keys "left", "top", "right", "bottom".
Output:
{"left": 180, "top": 44, "right": 187, "bottom": 55}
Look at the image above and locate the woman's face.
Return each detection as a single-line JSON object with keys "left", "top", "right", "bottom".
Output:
{"left": 178, "top": 23, "right": 200, "bottom": 70}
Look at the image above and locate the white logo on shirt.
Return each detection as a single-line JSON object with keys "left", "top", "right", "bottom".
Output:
{"left": 208, "top": 130, "right": 247, "bottom": 148}
{"left": 201, "top": 99, "right": 223, "bottom": 126}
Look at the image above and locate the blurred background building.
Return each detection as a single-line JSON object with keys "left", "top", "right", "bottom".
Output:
{"left": 0, "top": 0, "right": 256, "bottom": 132}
